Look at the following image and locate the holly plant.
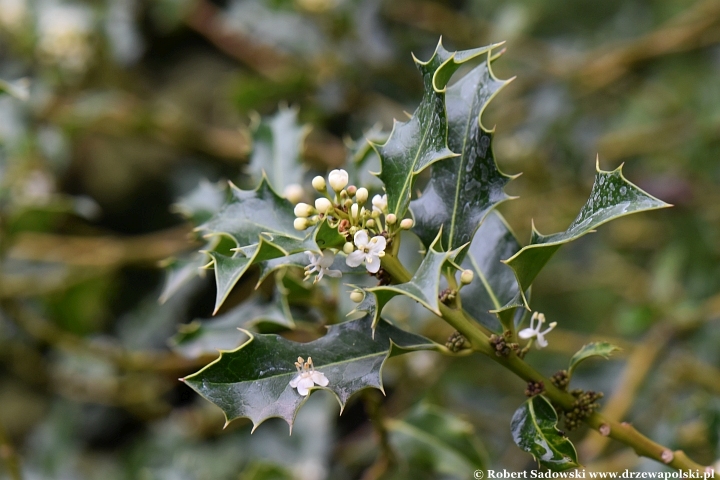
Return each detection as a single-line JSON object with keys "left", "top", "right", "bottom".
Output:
{"left": 166, "top": 40, "right": 709, "bottom": 473}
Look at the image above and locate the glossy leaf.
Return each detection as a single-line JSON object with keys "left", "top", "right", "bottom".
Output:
{"left": 568, "top": 342, "right": 622, "bottom": 377}
{"left": 374, "top": 39, "right": 502, "bottom": 218}
{"left": 505, "top": 162, "right": 670, "bottom": 306}
{"left": 171, "top": 179, "right": 228, "bottom": 226}
{"left": 459, "top": 211, "right": 527, "bottom": 331}
{"left": 411, "top": 50, "right": 513, "bottom": 255}
{"left": 386, "top": 404, "right": 488, "bottom": 479}
{"left": 182, "top": 315, "right": 438, "bottom": 431}
{"left": 366, "top": 235, "right": 467, "bottom": 327}
{"left": 198, "top": 178, "right": 345, "bottom": 311}
{"left": 159, "top": 250, "right": 210, "bottom": 305}
{"left": 249, "top": 106, "right": 309, "bottom": 193}
{"left": 511, "top": 395, "right": 580, "bottom": 471}
{"left": 170, "top": 294, "right": 294, "bottom": 359}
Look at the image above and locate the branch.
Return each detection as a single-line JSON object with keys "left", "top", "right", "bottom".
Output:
{"left": 379, "top": 254, "right": 708, "bottom": 472}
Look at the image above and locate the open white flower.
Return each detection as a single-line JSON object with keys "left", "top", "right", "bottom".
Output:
{"left": 346, "top": 230, "right": 386, "bottom": 273}
{"left": 518, "top": 312, "right": 557, "bottom": 348}
{"left": 305, "top": 250, "right": 341, "bottom": 283}
{"left": 290, "top": 356, "right": 329, "bottom": 396}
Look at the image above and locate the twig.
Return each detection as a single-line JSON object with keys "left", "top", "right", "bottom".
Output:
{"left": 380, "top": 254, "right": 708, "bottom": 472}
{"left": 578, "top": 325, "right": 673, "bottom": 461}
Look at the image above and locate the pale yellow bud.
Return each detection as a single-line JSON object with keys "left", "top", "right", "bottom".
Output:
{"left": 460, "top": 269, "right": 474, "bottom": 285}
{"left": 343, "top": 242, "right": 354, "bottom": 254}
{"left": 400, "top": 218, "right": 414, "bottom": 229}
{"left": 346, "top": 185, "right": 357, "bottom": 197}
{"left": 283, "top": 184, "right": 304, "bottom": 204}
{"left": 366, "top": 219, "right": 375, "bottom": 228}
{"left": 312, "top": 176, "right": 326, "bottom": 192}
{"left": 294, "top": 203, "right": 314, "bottom": 218}
{"left": 315, "top": 197, "right": 333, "bottom": 214}
{"left": 356, "top": 187, "right": 368, "bottom": 204}
{"left": 328, "top": 169, "right": 349, "bottom": 191}
{"left": 294, "top": 218, "right": 309, "bottom": 230}
{"left": 386, "top": 213, "right": 397, "bottom": 225}
{"left": 350, "top": 290, "right": 364, "bottom": 303}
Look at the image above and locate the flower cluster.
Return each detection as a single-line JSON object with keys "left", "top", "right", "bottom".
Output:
{"left": 293, "top": 169, "right": 413, "bottom": 280}
{"left": 289, "top": 356, "right": 329, "bottom": 396}
{"left": 518, "top": 312, "right": 557, "bottom": 348}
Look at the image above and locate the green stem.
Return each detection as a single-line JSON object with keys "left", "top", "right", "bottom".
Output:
{"left": 379, "top": 254, "right": 707, "bottom": 472}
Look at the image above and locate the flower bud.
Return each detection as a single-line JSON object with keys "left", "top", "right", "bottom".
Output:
{"left": 386, "top": 213, "right": 397, "bottom": 225}
{"left": 312, "top": 176, "right": 326, "bottom": 192}
{"left": 315, "top": 197, "right": 333, "bottom": 214}
{"left": 344, "top": 198, "right": 353, "bottom": 209}
{"left": 294, "top": 203, "right": 314, "bottom": 218}
{"left": 400, "top": 218, "right": 414, "bottom": 229}
{"left": 351, "top": 203, "right": 359, "bottom": 220}
{"left": 366, "top": 219, "right": 375, "bottom": 228}
{"left": 460, "top": 269, "right": 474, "bottom": 285}
{"left": 350, "top": 290, "right": 364, "bottom": 303}
{"left": 346, "top": 185, "right": 357, "bottom": 197}
{"left": 343, "top": 242, "right": 354, "bottom": 254}
{"left": 328, "top": 169, "right": 349, "bottom": 191}
{"left": 294, "top": 218, "right": 309, "bottom": 231}
{"left": 372, "top": 194, "right": 387, "bottom": 213}
{"left": 356, "top": 187, "right": 368, "bottom": 204}
{"left": 283, "top": 184, "right": 304, "bottom": 204}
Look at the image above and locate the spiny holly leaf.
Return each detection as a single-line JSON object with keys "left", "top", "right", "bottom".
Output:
{"left": 159, "top": 251, "right": 210, "bottom": 304}
{"left": 386, "top": 404, "right": 488, "bottom": 478}
{"left": 249, "top": 106, "right": 309, "bottom": 193}
{"left": 346, "top": 125, "right": 387, "bottom": 190}
{"left": 411, "top": 49, "right": 514, "bottom": 255}
{"left": 366, "top": 234, "right": 467, "bottom": 328}
{"left": 568, "top": 342, "right": 622, "bottom": 378}
{"left": 374, "top": 39, "right": 502, "bottom": 218}
{"left": 170, "top": 294, "right": 294, "bottom": 359}
{"left": 198, "top": 178, "right": 345, "bottom": 311}
{"left": 459, "top": 211, "right": 527, "bottom": 332}
{"left": 171, "top": 179, "right": 228, "bottom": 226}
{"left": 182, "top": 315, "right": 439, "bottom": 431}
{"left": 511, "top": 395, "right": 580, "bottom": 471}
{"left": 505, "top": 161, "right": 670, "bottom": 306}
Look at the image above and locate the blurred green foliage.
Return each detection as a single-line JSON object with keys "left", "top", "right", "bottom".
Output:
{"left": 0, "top": 0, "right": 719, "bottom": 478}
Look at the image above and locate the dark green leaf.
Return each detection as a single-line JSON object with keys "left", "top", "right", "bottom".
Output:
{"left": 170, "top": 294, "right": 294, "bottom": 359}
{"left": 182, "top": 315, "right": 438, "bottom": 430}
{"left": 511, "top": 396, "right": 580, "bottom": 471}
{"left": 568, "top": 342, "right": 622, "bottom": 377}
{"left": 249, "top": 106, "right": 309, "bottom": 193}
{"left": 459, "top": 211, "right": 527, "bottom": 331}
{"left": 411, "top": 50, "right": 513, "bottom": 255}
{"left": 504, "top": 163, "right": 670, "bottom": 306}
{"left": 198, "top": 178, "right": 345, "bottom": 311}
{"left": 386, "top": 404, "right": 488, "bottom": 479}
{"left": 367, "top": 235, "right": 467, "bottom": 327}
{"left": 375, "top": 40, "right": 501, "bottom": 218}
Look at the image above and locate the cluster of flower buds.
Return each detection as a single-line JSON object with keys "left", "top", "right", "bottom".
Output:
{"left": 292, "top": 169, "right": 415, "bottom": 276}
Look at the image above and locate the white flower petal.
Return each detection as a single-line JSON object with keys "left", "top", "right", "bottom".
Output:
{"left": 536, "top": 335, "right": 548, "bottom": 348}
{"left": 318, "top": 250, "right": 335, "bottom": 268}
{"left": 325, "top": 269, "right": 342, "bottom": 278}
{"left": 346, "top": 250, "right": 366, "bottom": 267}
{"left": 353, "top": 230, "right": 369, "bottom": 248}
{"left": 365, "top": 255, "right": 381, "bottom": 273}
{"left": 311, "top": 371, "right": 329, "bottom": 387}
{"left": 289, "top": 375, "right": 301, "bottom": 388}
{"left": 368, "top": 236, "right": 386, "bottom": 255}
{"left": 297, "top": 377, "right": 315, "bottom": 396}
{"left": 518, "top": 328, "right": 536, "bottom": 339}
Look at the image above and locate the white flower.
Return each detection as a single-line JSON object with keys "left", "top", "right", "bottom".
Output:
{"left": 290, "top": 356, "right": 329, "bottom": 396}
{"left": 346, "top": 230, "right": 386, "bottom": 274}
{"left": 372, "top": 194, "right": 387, "bottom": 214}
{"left": 305, "top": 250, "right": 341, "bottom": 283}
{"left": 328, "top": 169, "right": 349, "bottom": 191}
{"left": 518, "top": 312, "right": 557, "bottom": 348}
